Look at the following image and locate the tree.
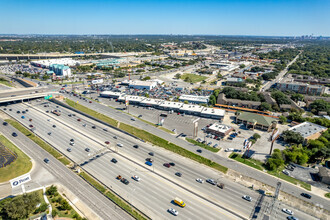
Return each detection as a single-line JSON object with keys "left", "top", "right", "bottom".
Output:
{"left": 282, "top": 130, "right": 304, "bottom": 144}
{"left": 141, "top": 76, "right": 151, "bottom": 81}
{"left": 266, "top": 149, "right": 284, "bottom": 171}
{"left": 259, "top": 102, "right": 272, "bottom": 111}
{"left": 271, "top": 91, "right": 291, "bottom": 105}
{"left": 309, "top": 99, "right": 330, "bottom": 115}
{"left": 209, "top": 94, "right": 216, "bottom": 106}
{"left": 239, "top": 64, "right": 245, "bottom": 69}
{"left": 291, "top": 93, "right": 304, "bottom": 102}
{"left": 174, "top": 73, "right": 181, "bottom": 79}
{"left": 46, "top": 185, "right": 58, "bottom": 196}
{"left": 184, "top": 100, "right": 189, "bottom": 104}
{"left": 252, "top": 133, "right": 261, "bottom": 140}
{"left": 279, "top": 115, "right": 287, "bottom": 124}
{"left": 59, "top": 200, "right": 71, "bottom": 211}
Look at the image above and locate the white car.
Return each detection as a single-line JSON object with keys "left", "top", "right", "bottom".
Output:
{"left": 282, "top": 170, "right": 290, "bottom": 175}
{"left": 70, "top": 142, "right": 75, "bottom": 146}
{"left": 242, "top": 195, "right": 252, "bottom": 202}
{"left": 225, "top": 148, "right": 234, "bottom": 152}
{"left": 282, "top": 208, "right": 294, "bottom": 215}
{"left": 196, "top": 178, "right": 204, "bottom": 183}
{"left": 168, "top": 208, "right": 178, "bottom": 216}
{"left": 132, "top": 175, "right": 141, "bottom": 181}
{"left": 117, "top": 143, "right": 123, "bottom": 147}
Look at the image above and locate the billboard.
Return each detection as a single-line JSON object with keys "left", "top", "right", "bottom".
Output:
{"left": 10, "top": 173, "right": 31, "bottom": 188}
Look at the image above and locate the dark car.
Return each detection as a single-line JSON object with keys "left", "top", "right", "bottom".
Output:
{"left": 197, "top": 149, "right": 202, "bottom": 153}
{"left": 146, "top": 158, "right": 153, "bottom": 162}
{"left": 17, "top": 111, "right": 20, "bottom": 114}
{"left": 111, "top": 158, "right": 118, "bottom": 163}
{"left": 105, "top": 141, "right": 110, "bottom": 144}
{"left": 206, "top": 178, "right": 216, "bottom": 185}
{"left": 169, "top": 162, "right": 175, "bottom": 166}
{"left": 44, "top": 158, "right": 49, "bottom": 163}
{"left": 164, "top": 163, "right": 171, "bottom": 168}
{"left": 70, "top": 139, "right": 74, "bottom": 142}
{"left": 149, "top": 152, "right": 154, "bottom": 156}
{"left": 53, "top": 125, "right": 56, "bottom": 128}
{"left": 77, "top": 118, "right": 81, "bottom": 122}
{"left": 301, "top": 193, "right": 311, "bottom": 199}
{"left": 9, "top": 109, "right": 12, "bottom": 111}
{"left": 12, "top": 132, "right": 18, "bottom": 137}
{"left": 175, "top": 172, "right": 182, "bottom": 177}
{"left": 3, "top": 122, "right": 8, "bottom": 126}
{"left": 46, "top": 110, "right": 49, "bottom": 113}
{"left": 25, "top": 109, "right": 29, "bottom": 112}
{"left": 92, "top": 125, "right": 96, "bottom": 129}
{"left": 85, "top": 148, "right": 90, "bottom": 152}
{"left": 133, "top": 145, "right": 139, "bottom": 149}
{"left": 121, "top": 178, "right": 129, "bottom": 185}
{"left": 22, "top": 111, "right": 26, "bottom": 114}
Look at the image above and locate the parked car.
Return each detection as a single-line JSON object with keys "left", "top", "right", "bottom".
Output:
{"left": 282, "top": 170, "right": 290, "bottom": 175}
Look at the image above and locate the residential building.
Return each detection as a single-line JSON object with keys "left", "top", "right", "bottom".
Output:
{"left": 276, "top": 81, "right": 326, "bottom": 95}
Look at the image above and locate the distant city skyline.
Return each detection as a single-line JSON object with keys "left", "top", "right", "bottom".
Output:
{"left": 0, "top": 0, "right": 329, "bottom": 36}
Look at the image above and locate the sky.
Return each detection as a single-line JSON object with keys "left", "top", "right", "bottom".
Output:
{"left": 0, "top": 0, "right": 329, "bottom": 36}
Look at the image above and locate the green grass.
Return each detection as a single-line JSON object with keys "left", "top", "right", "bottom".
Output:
{"left": 186, "top": 138, "right": 220, "bottom": 153}
{"left": 79, "top": 172, "right": 106, "bottom": 193}
{"left": 325, "top": 193, "right": 330, "bottom": 199}
{"left": 229, "top": 153, "right": 312, "bottom": 191}
{"left": 79, "top": 172, "right": 147, "bottom": 220}
{"left": 58, "top": 157, "right": 71, "bottom": 166}
{"left": 66, "top": 98, "right": 228, "bottom": 173}
{"left": 5, "top": 119, "right": 69, "bottom": 166}
{"left": 0, "top": 78, "right": 13, "bottom": 87}
{"left": 65, "top": 98, "right": 118, "bottom": 127}
{"left": 181, "top": 73, "right": 207, "bottom": 83}
{"left": 229, "top": 153, "right": 264, "bottom": 171}
{"left": 0, "top": 135, "right": 32, "bottom": 182}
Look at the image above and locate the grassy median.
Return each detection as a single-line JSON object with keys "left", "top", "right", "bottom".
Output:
{"left": 230, "top": 153, "right": 311, "bottom": 191}
{"left": 65, "top": 98, "right": 228, "bottom": 173}
{"left": 5, "top": 119, "right": 71, "bottom": 166}
{"left": 186, "top": 138, "right": 220, "bottom": 153}
{"left": 0, "top": 135, "right": 32, "bottom": 182}
{"left": 80, "top": 172, "right": 147, "bottom": 220}
{"left": 65, "top": 99, "right": 118, "bottom": 127}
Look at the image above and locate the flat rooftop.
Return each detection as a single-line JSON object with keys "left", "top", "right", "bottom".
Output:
{"left": 180, "top": 104, "right": 205, "bottom": 113}
{"left": 289, "top": 121, "right": 327, "bottom": 138}
{"left": 208, "top": 123, "right": 232, "bottom": 133}
{"left": 200, "top": 107, "right": 225, "bottom": 117}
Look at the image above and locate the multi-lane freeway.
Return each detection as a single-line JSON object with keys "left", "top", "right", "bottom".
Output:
{"left": 1, "top": 99, "right": 318, "bottom": 220}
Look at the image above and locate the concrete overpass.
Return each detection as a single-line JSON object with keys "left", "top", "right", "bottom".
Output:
{"left": 0, "top": 87, "right": 50, "bottom": 98}
{"left": 0, "top": 92, "right": 57, "bottom": 104}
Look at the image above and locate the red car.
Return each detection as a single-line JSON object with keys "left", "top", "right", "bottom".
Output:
{"left": 77, "top": 118, "right": 81, "bottom": 121}
{"left": 163, "top": 163, "right": 171, "bottom": 168}
{"left": 29, "top": 119, "right": 32, "bottom": 122}
{"left": 89, "top": 101, "right": 92, "bottom": 103}
{"left": 105, "top": 141, "right": 110, "bottom": 144}
{"left": 29, "top": 124, "right": 33, "bottom": 128}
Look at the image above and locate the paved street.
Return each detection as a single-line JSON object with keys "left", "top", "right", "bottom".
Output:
{"left": 0, "top": 117, "right": 133, "bottom": 220}
{"left": 64, "top": 93, "right": 330, "bottom": 213}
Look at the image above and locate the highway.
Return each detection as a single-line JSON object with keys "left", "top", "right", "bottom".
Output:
{"left": 1, "top": 100, "right": 318, "bottom": 220}
{"left": 0, "top": 118, "right": 133, "bottom": 220}
{"left": 63, "top": 92, "right": 330, "bottom": 213}
{"left": 261, "top": 53, "right": 301, "bottom": 92}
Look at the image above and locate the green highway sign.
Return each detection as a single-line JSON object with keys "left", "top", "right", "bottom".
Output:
{"left": 44, "top": 95, "right": 53, "bottom": 100}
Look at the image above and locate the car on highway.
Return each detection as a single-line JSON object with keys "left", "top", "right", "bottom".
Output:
{"left": 282, "top": 208, "right": 294, "bottom": 215}
{"left": 44, "top": 158, "right": 49, "bottom": 163}
{"left": 82, "top": 124, "right": 87, "bottom": 127}
{"left": 117, "top": 143, "right": 123, "bottom": 147}
{"left": 111, "top": 158, "right": 118, "bottom": 163}
{"left": 146, "top": 158, "right": 153, "bottom": 162}
{"left": 29, "top": 124, "right": 34, "bottom": 128}
{"left": 16, "top": 111, "right": 20, "bottom": 114}
{"left": 131, "top": 118, "right": 135, "bottom": 121}
{"left": 175, "top": 172, "right": 182, "bottom": 177}
{"left": 287, "top": 216, "right": 299, "bottom": 220}
{"left": 242, "top": 195, "right": 252, "bottom": 202}
{"left": 145, "top": 161, "right": 152, "bottom": 166}
{"left": 168, "top": 208, "right": 178, "bottom": 216}
{"left": 9, "top": 109, "right": 12, "bottom": 111}
{"left": 89, "top": 101, "right": 92, "bottom": 103}
{"left": 197, "top": 149, "right": 202, "bottom": 153}
{"left": 12, "top": 132, "right": 17, "bottom": 137}
{"left": 206, "top": 179, "right": 216, "bottom": 185}
{"left": 46, "top": 110, "right": 49, "bottom": 113}
{"left": 121, "top": 178, "right": 129, "bottom": 185}
{"left": 77, "top": 118, "right": 81, "bottom": 122}
{"left": 138, "top": 115, "right": 142, "bottom": 118}
{"left": 196, "top": 178, "right": 204, "bottom": 183}
{"left": 29, "top": 118, "right": 32, "bottom": 122}
{"left": 133, "top": 145, "right": 139, "bottom": 149}
{"left": 105, "top": 141, "right": 110, "bottom": 144}
{"left": 85, "top": 148, "right": 90, "bottom": 152}
{"left": 67, "top": 148, "right": 72, "bottom": 152}
{"left": 70, "top": 139, "right": 74, "bottom": 142}
{"left": 92, "top": 125, "right": 96, "bottom": 129}
{"left": 68, "top": 114, "right": 72, "bottom": 117}
{"left": 163, "top": 163, "right": 171, "bottom": 168}
{"left": 169, "top": 162, "right": 175, "bottom": 166}
{"left": 48, "top": 132, "right": 52, "bottom": 135}
{"left": 70, "top": 142, "right": 75, "bottom": 146}
{"left": 301, "top": 193, "right": 311, "bottom": 199}
{"left": 3, "top": 122, "right": 8, "bottom": 126}
{"left": 132, "top": 175, "right": 141, "bottom": 181}
{"left": 103, "top": 128, "right": 108, "bottom": 131}
{"left": 149, "top": 152, "right": 154, "bottom": 156}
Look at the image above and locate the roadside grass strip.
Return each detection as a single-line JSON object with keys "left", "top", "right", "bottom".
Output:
{"left": 186, "top": 138, "right": 220, "bottom": 153}
{"left": 0, "top": 135, "right": 32, "bottom": 182}
{"left": 230, "top": 153, "right": 311, "bottom": 191}
{"left": 325, "top": 193, "right": 330, "bottom": 199}
{"left": 66, "top": 98, "right": 228, "bottom": 174}
{"left": 80, "top": 172, "right": 147, "bottom": 220}
{"left": 5, "top": 119, "right": 70, "bottom": 166}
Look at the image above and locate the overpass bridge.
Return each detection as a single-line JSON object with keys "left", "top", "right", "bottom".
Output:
{"left": 0, "top": 87, "right": 49, "bottom": 98}
{"left": 0, "top": 92, "right": 58, "bottom": 104}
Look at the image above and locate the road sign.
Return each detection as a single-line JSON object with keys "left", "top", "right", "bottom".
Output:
{"left": 10, "top": 173, "right": 31, "bottom": 188}
{"left": 44, "top": 95, "right": 53, "bottom": 100}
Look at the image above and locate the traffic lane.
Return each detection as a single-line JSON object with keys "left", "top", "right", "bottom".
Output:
{"left": 84, "top": 153, "right": 241, "bottom": 220}
{"left": 66, "top": 95, "right": 330, "bottom": 211}
{"left": 34, "top": 103, "right": 255, "bottom": 217}
{"left": 276, "top": 202, "right": 319, "bottom": 220}
{"left": 5, "top": 104, "right": 100, "bottom": 163}
{"left": 9, "top": 104, "right": 245, "bottom": 219}
{"left": 0, "top": 119, "right": 131, "bottom": 220}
